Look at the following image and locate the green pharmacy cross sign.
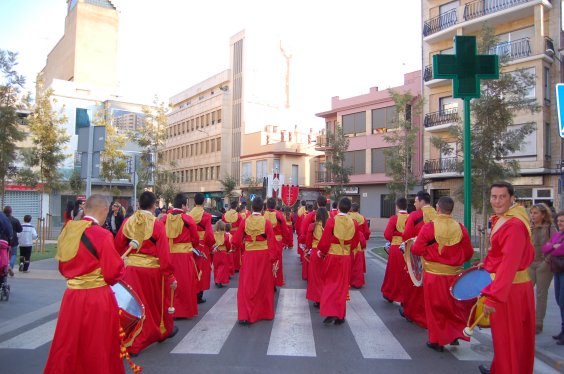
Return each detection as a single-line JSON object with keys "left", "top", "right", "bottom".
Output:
{"left": 432, "top": 36, "right": 499, "bottom": 236}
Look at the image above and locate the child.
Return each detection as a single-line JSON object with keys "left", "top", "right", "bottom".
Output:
{"left": 225, "top": 223, "right": 235, "bottom": 277}
{"left": 18, "top": 215, "right": 38, "bottom": 272}
{"left": 213, "top": 220, "right": 231, "bottom": 288}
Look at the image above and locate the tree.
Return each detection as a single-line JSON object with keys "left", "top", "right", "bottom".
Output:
{"left": 324, "top": 123, "right": 350, "bottom": 201}
{"left": 383, "top": 89, "right": 423, "bottom": 199}
{"left": 0, "top": 50, "right": 28, "bottom": 207}
{"left": 430, "top": 25, "right": 539, "bottom": 231}
{"left": 219, "top": 174, "right": 237, "bottom": 201}
{"left": 96, "top": 102, "right": 128, "bottom": 195}
{"left": 68, "top": 169, "right": 84, "bottom": 196}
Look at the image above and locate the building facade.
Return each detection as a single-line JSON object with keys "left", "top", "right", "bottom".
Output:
{"left": 422, "top": 0, "right": 563, "bottom": 227}
{"left": 315, "top": 71, "right": 423, "bottom": 231}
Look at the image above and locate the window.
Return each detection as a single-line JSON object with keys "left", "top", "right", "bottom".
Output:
{"left": 189, "top": 169, "right": 193, "bottom": 182}
{"left": 439, "top": 1, "right": 458, "bottom": 29}
{"left": 496, "top": 26, "right": 534, "bottom": 43}
{"left": 273, "top": 159, "right": 281, "bottom": 173}
{"left": 380, "top": 195, "right": 396, "bottom": 218}
{"left": 544, "top": 67, "right": 551, "bottom": 105}
{"left": 206, "top": 140, "right": 209, "bottom": 153}
{"left": 372, "top": 106, "right": 397, "bottom": 130}
{"left": 242, "top": 162, "right": 251, "bottom": 183}
{"left": 217, "top": 109, "right": 222, "bottom": 123}
{"left": 506, "top": 123, "right": 537, "bottom": 158}
{"left": 439, "top": 96, "right": 458, "bottom": 112}
{"left": 545, "top": 122, "right": 551, "bottom": 158}
{"left": 210, "top": 166, "right": 214, "bottom": 180}
{"left": 344, "top": 150, "right": 366, "bottom": 175}
{"left": 441, "top": 142, "right": 457, "bottom": 160}
{"left": 507, "top": 67, "right": 535, "bottom": 100}
{"left": 292, "top": 164, "right": 299, "bottom": 184}
{"left": 342, "top": 111, "right": 366, "bottom": 135}
{"left": 211, "top": 139, "right": 215, "bottom": 152}
{"left": 217, "top": 138, "right": 221, "bottom": 151}
{"left": 206, "top": 113, "right": 210, "bottom": 127}
{"left": 256, "top": 160, "right": 268, "bottom": 180}
{"left": 212, "top": 111, "right": 216, "bottom": 124}
{"left": 371, "top": 148, "right": 386, "bottom": 173}
{"left": 196, "top": 117, "right": 200, "bottom": 129}
{"left": 216, "top": 166, "right": 220, "bottom": 179}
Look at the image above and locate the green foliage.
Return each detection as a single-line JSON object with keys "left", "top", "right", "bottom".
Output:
{"left": 0, "top": 50, "right": 28, "bottom": 206}
{"left": 96, "top": 102, "right": 128, "bottom": 192}
{"left": 383, "top": 89, "right": 422, "bottom": 199}
{"left": 220, "top": 174, "right": 237, "bottom": 199}
{"left": 68, "top": 169, "right": 84, "bottom": 195}
{"left": 324, "top": 123, "right": 351, "bottom": 201}
{"left": 244, "top": 177, "right": 265, "bottom": 200}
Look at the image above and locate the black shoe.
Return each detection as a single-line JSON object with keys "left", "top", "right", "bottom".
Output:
{"left": 274, "top": 286, "right": 277, "bottom": 292}
{"left": 168, "top": 326, "right": 179, "bottom": 339}
{"left": 238, "top": 320, "right": 250, "bottom": 326}
{"left": 18, "top": 263, "right": 23, "bottom": 272}
{"left": 313, "top": 302, "right": 320, "bottom": 308}
{"left": 383, "top": 296, "right": 393, "bottom": 303}
{"left": 323, "top": 316, "right": 337, "bottom": 325}
{"left": 215, "top": 283, "right": 224, "bottom": 288}
{"left": 129, "top": 352, "right": 139, "bottom": 358}
{"left": 426, "top": 341, "right": 444, "bottom": 352}
{"left": 478, "top": 364, "right": 490, "bottom": 374}
{"left": 351, "top": 285, "right": 362, "bottom": 289}
{"left": 334, "top": 318, "right": 346, "bottom": 325}
{"left": 553, "top": 332, "right": 564, "bottom": 340}
{"left": 557, "top": 339, "right": 564, "bottom": 346}
{"left": 450, "top": 339, "right": 460, "bottom": 346}
{"left": 197, "top": 298, "right": 206, "bottom": 304}
{"left": 399, "top": 306, "right": 412, "bottom": 323}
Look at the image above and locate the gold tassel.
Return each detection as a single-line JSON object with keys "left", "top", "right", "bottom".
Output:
{"left": 159, "top": 275, "right": 167, "bottom": 335}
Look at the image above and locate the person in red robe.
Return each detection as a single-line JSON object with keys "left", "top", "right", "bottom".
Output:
{"left": 161, "top": 193, "right": 200, "bottom": 319}
{"left": 401, "top": 190, "right": 437, "bottom": 328}
{"left": 329, "top": 201, "right": 338, "bottom": 218}
{"left": 411, "top": 196, "right": 474, "bottom": 351}
{"left": 222, "top": 201, "right": 242, "bottom": 273}
{"left": 300, "top": 196, "right": 329, "bottom": 280}
{"left": 478, "top": 182, "right": 535, "bottom": 374}
{"left": 382, "top": 197, "right": 409, "bottom": 303}
{"left": 114, "top": 191, "right": 177, "bottom": 356}
{"left": 264, "top": 198, "right": 292, "bottom": 287}
{"left": 232, "top": 197, "right": 277, "bottom": 324}
{"left": 212, "top": 220, "right": 232, "bottom": 287}
{"left": 306, "top": 207, "right": 329, "bottom": 308}
{"left": 348, "top": 203, "right": 371, "bottom": 289}
{"left": 45, "top": 195, "right": 126, "bottom": 374}
{"left": 317, "top": 198, "right": 365, "bottom": 324}
{"left": 295, "top": 200, "right": 307, "bottom": 258}
{"left": 188, "top": 192, "right": 216, "bottom": 304}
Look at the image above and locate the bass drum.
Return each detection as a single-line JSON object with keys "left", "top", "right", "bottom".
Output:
{"left": 111, "top": 281, "right": 146, "bottom": 347}
{"left": 403, "top": 238, "right": 423, "bottom": 287}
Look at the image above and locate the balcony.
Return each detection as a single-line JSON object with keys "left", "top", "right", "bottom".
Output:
{"left": 423, "top": 64, "right": 451, "bottom": 87}
{"left": 488, "top": 37, "right": 532, "bottom": 61}
{"left": 423, "top": 9, "right": 457, "bottom": 37}
{"left": 315, "top": 171, "right": 333, "bottom": 183}
{"left": 424, "top": 157, "right": 459, "bottom": 175}
{"left": 315, "top": 134, "right": 330, "bottom": 149}
{"left": 424, "top": 108, "right": 459, "bottom": 131}
{"left": 464, "top": 0, "right": 533, "bottom": 22}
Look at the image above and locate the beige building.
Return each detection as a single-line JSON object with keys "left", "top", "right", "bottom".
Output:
{"left": 422, "top": 0, "right": 563, "bottom": 227}
{"left": 164, "top": 70, "right": 232, "bottom": 208}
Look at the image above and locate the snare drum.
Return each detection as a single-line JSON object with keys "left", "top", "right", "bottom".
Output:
{"left": 111, "top": 281, "right": 145, "bottom": 347}
{"left": 451, "top": 267, "right": 492, "bottom": 329}
{"left": 403, "top": 238, "right": 423, "bottom": 287}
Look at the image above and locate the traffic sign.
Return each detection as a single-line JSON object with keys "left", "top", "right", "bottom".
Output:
{"left": 556, "top": 84, "right": 564, "bottom": 138}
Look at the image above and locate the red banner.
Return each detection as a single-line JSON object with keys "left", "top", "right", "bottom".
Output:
{"left": 281, "top": 184, "right": 299, "bottom": 207}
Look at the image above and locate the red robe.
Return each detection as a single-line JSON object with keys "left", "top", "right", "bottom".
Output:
{"left": 299, "top": 211, "right": 317, "bottom": 280}
{"left": 189, "top": 207, "right": 216, "bottom": 292}
{"left": 45, "top": 218, "right": 125, "bottom": 374}
{"left": 161, "top": 210, "right": 200, "bottom": 318}
{"left": 264, "top": 209, "right": 292, "bottom": 287}
{"left": 317, "top": 214, "right": 365, "bottom": 319}
{"left": 295, "top": 206, "right": 307, "bottom": 255}
{"left": 401, "top": 207, "right": 436, "bottom": 328}
{"left": 411, "top": 220, "right": 474, "bottom": 346}
{"left": 232, "top": 213, "right": 277, "bottom": 323}
{"left": 212, "top": 231, "right": 232, "bottom": 285}
{"left": 349, "top": 212, "right": 370, "bottom": 288}
{"left": 222, "top": 209, "right": 242, "bottom": 271}
{"left": 305, "top": 222, "right": 324, "bottom": 303}
{"left": 381, "top": 212, "right": 409, "bottom": 302}
{"left": 114, "top": 213, "right": 175, "bottom": 355}
{"left": 329, "top": 209, "right": 338, "bottom": 218}
{"left": 482, "top": 217, "right": 535, "bottom": 374}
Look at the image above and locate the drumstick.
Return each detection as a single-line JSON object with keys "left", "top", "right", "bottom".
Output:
{"left": 168, "top": 287, "right": 175, "bottom": 314}
{"left": 121, "top": 240, "right": 140, "bottom": 260}
{"left": 463, "top": 312, "right": 485, "bottom": 337}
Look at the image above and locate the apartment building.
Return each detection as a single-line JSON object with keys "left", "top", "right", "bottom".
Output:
{"left": 422, "top": 0, "right": 563, "bottom": 221}
{"left": 315, "top": 71, "right": 423, "bottom": 231}
{"left": 164, "top": 70, "right": 232, "bottom": 209}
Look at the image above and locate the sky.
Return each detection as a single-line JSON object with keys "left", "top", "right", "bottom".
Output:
{"left": 0, "top": 0, "right": 423, "bottom": 129}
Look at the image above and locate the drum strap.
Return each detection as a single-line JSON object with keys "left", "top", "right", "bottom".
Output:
{"left": 80, "top": 233, "right": 99, "bottom": 260}
{"left": 414, "top": 216, "right": 424, "bottom": 226}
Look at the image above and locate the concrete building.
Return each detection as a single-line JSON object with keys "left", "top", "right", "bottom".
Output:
{"left": 315, "top": 71, "right": 423, "bottom": 231}
{"left": 164, "top": 70, "right": 231, "bottom": 209}
{"left": 422, "top": 0, "right": 563, "bottom": 227}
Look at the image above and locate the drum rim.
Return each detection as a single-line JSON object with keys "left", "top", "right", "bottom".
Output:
{"left": 404, "top": 238, "right": 423, "bottom": 287}
{"left": 449, "top": 267, "right": 491, "bottom": 301}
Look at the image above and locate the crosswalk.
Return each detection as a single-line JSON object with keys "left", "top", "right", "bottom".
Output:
{"left": 0, "top": 287, "right": 494, "bottom": 362}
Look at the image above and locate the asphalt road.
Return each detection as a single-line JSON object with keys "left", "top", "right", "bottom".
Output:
{"left": 0, "top": 237, "right": 559, "bottom": 374}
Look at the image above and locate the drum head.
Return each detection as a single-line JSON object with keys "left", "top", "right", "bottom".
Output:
{"left": 404, "top": 238, "right": 423, "bottom": 287}
{"left": 451, "top": 268, "right": 492, "bottom": 301}
{"left": 111, "top": 281, "right": 143, "bottom": 318}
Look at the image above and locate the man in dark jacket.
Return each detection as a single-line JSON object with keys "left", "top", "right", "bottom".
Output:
{"left": 3, "top": 206, "right": 21, "bottom": 276}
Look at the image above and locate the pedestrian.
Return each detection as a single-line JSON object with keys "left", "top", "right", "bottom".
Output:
{"left": 264, "top": 197, "right": 292, "bottom": 288}
{"left": 44, "top": 195, "right": 125, "bottom": 374}
{"left": 348, "top": 203, "right": 370, "bottom": 289}
{"left": 222, "top": 201, "right": 242, "bottom": 273}
{"left": 299, "top": 196, "right": 328, "bottom": 281}
{"left": 529, "top": 203, "right": 556, "bottom": 334}
{"left": 105, "top": 201, "right": 125, "bottom": 237}
{"left": 125, "top": 205, "right": 134, "bottom": 218}
{"left": 411, "top": 196, "right": 474, "bottom": 352}
{"left": 3, "top": 206, "right": 22, "bottom": 277}
{"left": 479, "top": 181, "right": 535, "bottom": 374}
{"left": 63, "top": 200, "right": 74, "bottom": 226}
{"left": 305, "top": 205, "right": 328, "bottom": 308}
{"left": 212, "top": 220, "right": 231, "bottom": 288}
{"left": 542, "top": 210, "right": 564, "bottom": 345}
{"left": 17, "top": 215, "right": 37, "bottom": 273}
{"left": 72, "top": 199, "right": 85, "bottom": 220}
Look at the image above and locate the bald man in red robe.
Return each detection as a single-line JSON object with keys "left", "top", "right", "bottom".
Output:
{"left": 264, "top": 198, "right": 292, "bottom": 287}
{"left": 348, "top": 203, "right": 370, "bottom": 289}
{"left": 411, "top": 196, "right": 474, "bottom": 352}
{"left": 222, "top": 200, "right": 242, "bottom": 272}
{"left": 382, "top": 197, "right": 409, "bottom": 303}
{"left": 45, "top": 195, "right": 125, "bottom": 374}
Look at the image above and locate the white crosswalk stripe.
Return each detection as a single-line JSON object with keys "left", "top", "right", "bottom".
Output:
{"left": 0, "top": 319, "right": 57, "bottom": 350}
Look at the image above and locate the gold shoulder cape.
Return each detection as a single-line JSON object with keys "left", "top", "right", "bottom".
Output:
{"left": 334, "top": 215, "right": 355, "bottom": 245}
{"left": 245, "top": 215, "right": 266, "bottom": 240}
{"left": 264, "top": 210, "right": 278, "bottom": 227}
{"left": 396, "top": 213, "right": 408, "bottom": 232}
{"left": 349, "top": 212, "right": 365, "bottom": 225}
{"left": 433, "top": 214, "right": 462, "bottom": 254}
{"left": 224, "top": 209, "right": 238, "bottom": 224}
{"left": 214, "top": 231, "right": 226, "bottom": 246}
{"left": 189, "top": 206, "right": 204, "bottom": 224}
{"left": 422, "top": 206, "right": 437, "bottom": 223}
{"left": 122, "top": 211, "right": 156, "bottom": 245}
{"left": 57, "top": 220, "right": 92, "bottom": 262}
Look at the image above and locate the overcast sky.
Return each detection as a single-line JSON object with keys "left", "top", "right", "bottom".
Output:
{"left": 0, "top": 0, "right": 423, "bottom": 128}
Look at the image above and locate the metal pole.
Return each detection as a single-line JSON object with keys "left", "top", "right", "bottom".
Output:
{"left": 85, "top": 126, "right": 94, "bottom": 197}
{"left": 133, "top": 155, "right": 137, "bottom": 209}
{"left": 463, "top": 98, "right": 472, "bottom": 236}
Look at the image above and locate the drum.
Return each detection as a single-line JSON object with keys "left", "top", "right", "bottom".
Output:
{"left": 403, "top": 238, "right": 423, "bottom": 287}
{"left": 450, "top": 267, "right": 492, "bottom": 301}
{"left": 111, "top": 281, "right": 145, "bottom": 347}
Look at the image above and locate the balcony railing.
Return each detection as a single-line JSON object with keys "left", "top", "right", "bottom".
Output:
{"left": 488, "top": 38, "right": 531, "bottom": 61}
{"left": 423, "top": 9, "right": 457, "bottom": 37}
{"left": 316, "top": 134, "right": 329, "bottom": 148}
{"left": 424, "top": 108, "right": 459, "bottom": 128}
{"left": 315, "top": 171, "right": 332, "bottom": 183}
{"left": 464, "top": 0, "right": 532, "bottom": 21}
{"left": 424, "top": 157, "right": 459, "bottom": 174}
{"left": 424, "top": 64, "right": 433, "bottom": 82}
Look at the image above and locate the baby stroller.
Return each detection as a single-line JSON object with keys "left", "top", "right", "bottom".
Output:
{"left": 0, "top": 239, "right": 10, "bottom": 301}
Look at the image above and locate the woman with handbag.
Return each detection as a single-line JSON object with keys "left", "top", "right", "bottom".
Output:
{"left": 542, "top": 210, "right": 564, "bottom": 344}
{"left": 530, "top": 203, "right": 557, "bottom": 334}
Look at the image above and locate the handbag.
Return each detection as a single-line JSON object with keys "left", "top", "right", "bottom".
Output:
{"left": 551, "top": 256, "right": 564, "bottom": 273}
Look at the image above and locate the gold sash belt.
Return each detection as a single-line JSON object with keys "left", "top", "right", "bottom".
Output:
{"left": 198, "top": 231, "right": 205, "bottom": 240}
{"left": 312, "top": 239, "right": 320, "bottom": 248}
{"left": 391, "top": 236, "right": 403, "bottom": 245}
{"left": 329, "top": 243, "right": 351, "bottom": 256}
{"left": 215, "top": 245, "right": 227, "bottom": 252}
{"left": 245, "top": 240, "right": 269, "bottom": 251}
{"left": 67, "top": 268, "right": 107, "bottom": 289}
{"left": 491, "top": 268, "right": 530, "bottom": 284}
{"left": 423, "top": 260, "right": 462, "bottom": 276}
{"left": 127, "top": 253, "right": 160, "bottom": 268}
{"left": 171, "top": 242, "right": 193, "bottom": 253}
